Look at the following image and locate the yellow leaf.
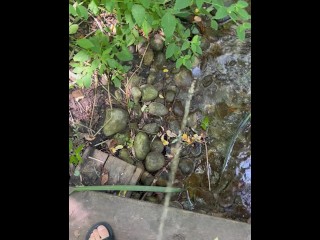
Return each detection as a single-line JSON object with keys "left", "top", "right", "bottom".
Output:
{"left": 163, "top": 69, "right": 169, "bottom": 72}
{"left": 161, "top": 134, "right": 169, "bottom": 146}
{"left": 159, "top": 94, "right": 164, "bottom": 99}
{"left": 110, "top": 145, "right": 124, "bottom": 153}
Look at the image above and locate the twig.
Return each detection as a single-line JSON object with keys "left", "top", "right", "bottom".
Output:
{"left": 90, "top": 14, "right": 106, "bottom": 34}
{"left": 157, "top": 79, "right": 197, "bottom": 240}
{"left": 204, "top": 139, "right": 211, "bottom": 191}
{"left": 88, "top": 73, "right": 98, "bottom": 135}
{"left": 103, "top": 74, "right": 113, "bottom": 110}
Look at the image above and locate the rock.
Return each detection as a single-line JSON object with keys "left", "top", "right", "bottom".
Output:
{"left": 143, "top": 49, "right": 154, "bottom": 66}
{"left": 133, "top": 132, "right": 150, "bottom": 160}
{"left": 190, "top": 142, "right": 202, "bottom": 157}
{"left": 129, "top": 75, "right": 142, "bottom": 87}
{"left": 168, "top": 120, "right": 180, "bottom": 135}
{"left": 165, "top": 90, "right": 175, "bottom": 102}
{"left": 135, "top": 161, "right": 145, "bottom": 171}
{"left": 187, "top": 111, "right": 200, "bottom": 129}
{"left": 142, "top": 123, "right": 160, "bottom": 134}
{"left": 132, "top": 103, "right": 142, "bottom": 118}
{"left": 201, "top": 75, "right": 214, "bottom": 87}
{"left": 150, "top": 34, "right": 164, "bottom": 51}
{"left": 119, "top": 149, "right": 134, "bottom": 165}
{"left": 103, "top": 108, "right": 129, "bottom": 137}
{"left": 147, "top": 69, "right": 156, "bottom": 84}
{"left": 156, "top": 172, "right": 169, "bottom": 187}
{"left": 141, "top": 171, "right": 154, "bottom": 185}
{"left": 174, "top": 67, "right": 193, "bottom": 88}
{"left": 154, "top": 96, "right": 165, "bottom": 105}
{"left": 148, "top": 102, "right": 168, "bottom": 116}
{"left": 131, "top": 87, "right": 141, "bottom": 104}
{"left": 154, "top": 52, "right": 166, "bottom": 69}
{"left": 145, "top": 151, "right": 165, "bottom": 172}
{"left": 141, "top": 84, "right": 159, "bottom": 102}
{"left": 179, "top": 159, "right": 194, "bottom": 175}
{"left": 150, "top": 138, "right": 164, "bottom": 153}
{"left": 173, "top": 101, "right": 184, "bottom": 117}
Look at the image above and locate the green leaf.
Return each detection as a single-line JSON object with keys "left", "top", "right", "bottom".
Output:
{"left": 106, "top": 58, "right": 119, "bottom": 69}
{"left": 125, "top": 11, "right": 134, "bottom": 28}
{"left": 191, "top": 44, "right": 197, "bottom": 53}
{"left": 243, "top": 22, "right": 251, "bottom": 29}
{"left": 214, "top": 7, "right": 228, "bottom": 19}
{"left": 139, "top": 0, "right": 150, "bottom": 8}
{"left": 237, "top": 1, "right": 249, "bottom": 8}
{"left": 82, "top": 74, "right": 92, "bottom": 88}
{"left": 229, "top": 12, "right": 239, "bottom": 21}
{"left": 181, "top": 41, "right": 190, "bottom": 51}
{"left": 142, "top": 19, "right": 152, "bottom": 36}
{"left": 183, "top": 29, "right": 190, "bottom": 38}
{"left": 210, "top": 19, "right": 218, "bottom": 30}
{"left": 116, "top": 48, "right": 133, "bottom": 61}
{"left": 76, "top": 39, "right": 94, "bottom": 49}
{"left": 174, "top": 0, "right": 192, "bottom": 10}
{"left": 76, "top": 5, "right": 88, "bottom": 20}
{"left": 212, "top": 0, "right": 224, "bottom": 6}
{"left": 73, "top": 50, "right": 90, "bottom": 62}
{"left": 161, "top": 13, "right": 176, "bottom": 38}
{"left": 237, "top": 8, "right": 251, "bottom": 20}
{"left": 236, "top": 25, "right": 245, "bottom": 41}
{"left": 91, "top": 59, "right": 100, "bottom": 70}
{"left": 69, "top": 139, "right": 73, "bottom": 153}
{"left": 166, "top": 43, "right": 177, "bottom": 59}
{"left": 184, "top": 59, "right": 192, "bottom": 69}
{"left": 201, "top": 116, "right": 210, "bottom": 130}
{"left": 88, "top": 0, "right": 99, "bottom": 15}
{"left": 73, "top": 66, "right": 85, "bottom": 74}
{"left": 69, "top": 4, "right": 77, "bottom": 16}
{"left": 132, "top": 4, "right": 146, "bottom": 26}
{"left": 196, "top": 0, "right": 205, "bottom": 9}
{"left": 126, "top": 34, "right": 136, "bottom": 46}
{"left": 176, "top": 58, "right": 184, "bottom": 68}
{"left": 103, "top": 0, "right": 115, "bottom": 12}
{"left": 112, "top": 76, "right": 121, "bottom": 88}
{"left": 69, "top": 24, "right": 79, "bottom": 34}
{"left": 196, "top": 45, "right": 202, "bottom": 55}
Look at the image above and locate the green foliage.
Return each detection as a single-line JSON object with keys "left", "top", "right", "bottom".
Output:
{"left": 69, "top": 138, "right": 84, "bottom": 165}
{"left": 201, "top": 116, "right": 210, "bottom": 130}
{"left": 69, "top": 0, "right": 251, "bottom": 88}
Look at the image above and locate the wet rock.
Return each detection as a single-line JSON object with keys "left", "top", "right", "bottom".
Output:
{"left": 119, "top": 149, "right": 134, "bottom": 165}
{"left": 190, "top": 142, "right": 202, "bottom": 157}
{"left": 103, "top": 108, "right": 129, "bottom": 137}
{"left": 142, "top": 123, "right": 160, "bottom": 134}
{"left": 156, "top": 172, "right": 169, "bottom": 187}
{"left": 150, "top": 138, "right": 164, "bottom": 153}
{"left": 173, "top": 101, "right": 184, "bottom": 117}
{"left": 187, "top": 111, "right": 199, "bottom": 129}
{"left": 150, "top": 34, "right": 164, "bottom": 51}
{"left": 143, "top": 49, "right": 154, "bottom": 66}
{"left": 147, "top": 69, "right": 156, "bottom": 84}
{"left": 129, "top": 75, "right": 142, "bottom": 87}
{"left": 148, "top": 102, "right": 168, "bottom": 116}
{"left": 165, "top": 90, "right": 176, "bottom": 102}
{"left": 145, "top": 151, "right": 165, "bottom": 172}
{"left": 153, "top": 96, "right": 165, "bottom": 105}
{"left": 174, "top": 67, "right": 193, "bottom": 88}
{"left": 178, "top": 159, "right": 194, "bottom": 175}
{"left": 146, "top": 196, "right": 159, "bottom": 203}
{"left": 141, "top": 84, "right": 158, "bottom": 102}
{"left": 154, "top": 52, "right": 166, "bottom": 69}
{"left": 131, "top": 87, "right": 141, "bottom": 104}
{"left": 132, "top": 103, "right": 142, "bottom": 118}
{"left": 168, "top": 120, "right": 180, "bottom": 135}
{"left": 134, "top": 132, "right": 150, "bottom": 160}
{"left": 135, "top": 161, "right": 145, "bottom": 171}
{"left": 201, "top": 75, "right": 214, "bottom": 87}
{"left": 141, "top": 171, "right": 154, "bottom": 185}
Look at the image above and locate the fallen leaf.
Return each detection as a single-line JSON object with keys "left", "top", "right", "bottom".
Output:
{"left": 71, "top": 90, "right": 84, "bottom": 102}
{"left": 159, "top": 94, "right": 164, "bottom": 98}
{"left": 84, "top": 133, "right": 96, "bottom": 141}
{"left": 194, "top": 16, "right": 202, "bottom": 22}
{"left": 110, "top": 144, "right": 124, "bottom": 154}
{"left": 166, "top": 130, "right": 177, "bottom": 138}
{"left": 161, "top": 134, "right": 169, "bottom": 146}
{"left": 163, "top": 69, "right": 169, "bottom": 73}
{"left": 101, "top": 171, "right": 109, "bottom": 185}
{"left": 141, "top": 104, "right": 148, "bottom": 112}
{"left": 106, "top": 139, "right": 117, "bottom": 151}
{"left": 192, "top": 134, "right": 202, "bottom": 143}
